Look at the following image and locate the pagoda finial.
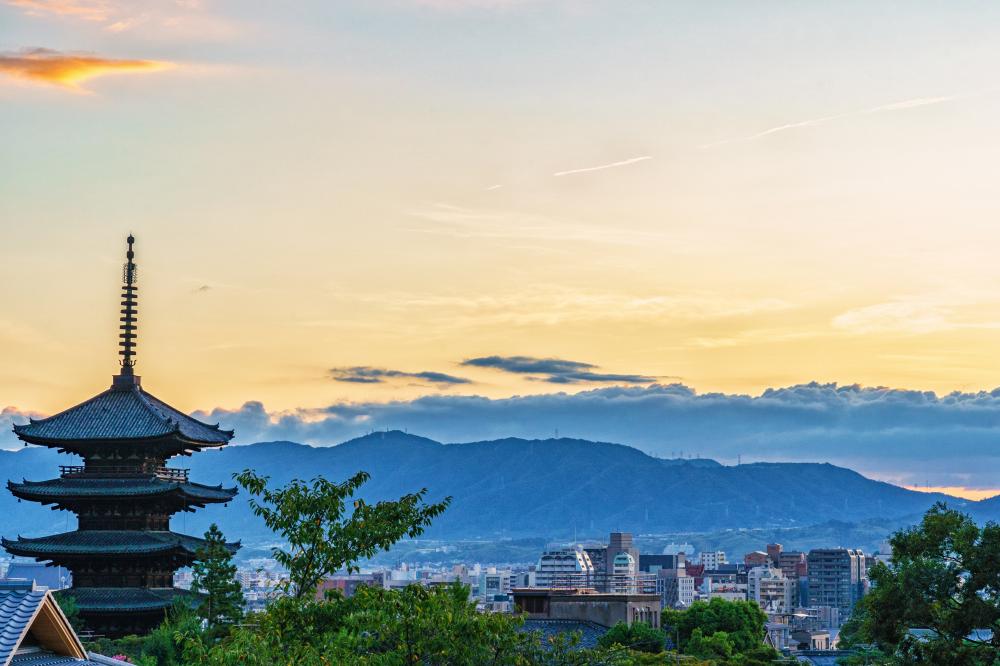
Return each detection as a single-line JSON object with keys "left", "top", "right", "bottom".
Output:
{"left": 115, "top": 234, "right": 140, "bottom": 386}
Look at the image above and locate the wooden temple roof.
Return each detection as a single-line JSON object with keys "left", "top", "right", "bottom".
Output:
{"left": 13, "top": 383, "right": 233, "bottom": 447}
{"left": 59, "top": 587, "right": 193, "bottom": 614}
{"left": 7, "top": 477, "right": 237, "bottom": 504}
{"left": 1, "top": 530, "right": 239, "bottom": 559}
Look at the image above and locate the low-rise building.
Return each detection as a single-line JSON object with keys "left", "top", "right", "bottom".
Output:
{"left": 513, "top": 588, "right": 661, "bottom": 628}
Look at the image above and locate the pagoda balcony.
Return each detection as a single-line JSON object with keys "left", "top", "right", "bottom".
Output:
{"left": 59, "top": 465, "right": 190, "bottom": 483}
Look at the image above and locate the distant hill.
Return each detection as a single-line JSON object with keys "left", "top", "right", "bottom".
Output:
{"left": 0, "top": 431, "right": 970, "bottom": 551}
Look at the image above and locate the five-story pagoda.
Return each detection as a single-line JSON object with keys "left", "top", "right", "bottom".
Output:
{"left": 3, "top": 236, "right": 239, "bottom": 637}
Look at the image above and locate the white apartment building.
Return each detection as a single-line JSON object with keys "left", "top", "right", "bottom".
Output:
{"left": 698, "top": 550, "right": 728, "bottom": 569}
{"left": 748, "top": 566, "right": 796, "bottom": 613}
{"left": 535, "top": 546, "right": 595, "bottom": 588}
{"left": 677, "top": 574, "right": 695, "bottom": 607}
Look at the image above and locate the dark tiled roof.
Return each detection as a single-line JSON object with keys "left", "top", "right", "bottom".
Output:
{"left": 2, "top": 531, "right": 239, "bottom": 558}
{"left": 0, "top": 590, "right": 44, "bottom": 666}
{"left": 519, "top": 619, "right": 609, "bottom": 650}
{"left": 8, "top": 478, "right": 236, "bottom": 504}
{"left": 63, "top": 588, "right": 192, "bottom": 613}
{"left": 11, "top": 651, "right": 122, "bottom": 666}
{"left": 13, "top": 385, "right": 232, "bottom": 446}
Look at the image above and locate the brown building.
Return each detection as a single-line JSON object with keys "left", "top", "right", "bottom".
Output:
{"left": 778, "top": 551, "right": 808, "bottom": 579}
{"left": 513, "top": 588, "right": 661, "bottom": 628}
{"left": 607, "top": 532, "right": 640, "bottom": 572}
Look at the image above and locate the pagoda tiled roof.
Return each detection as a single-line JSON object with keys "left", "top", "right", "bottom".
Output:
{"left": 7, "top": 478, "right": 237, "bottom": 504}
{"left": 12, "top": 383, "right": 232, "bottom": 446}
{"left": 1, "top": 531, "right": 239, "bottom": 558}
{"left": 60, "top": 587, "right": 193, "bottom": 613}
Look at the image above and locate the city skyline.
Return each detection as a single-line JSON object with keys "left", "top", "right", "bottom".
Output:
{"left": 6, "top": 2, "right": 1000, "bottom": 498}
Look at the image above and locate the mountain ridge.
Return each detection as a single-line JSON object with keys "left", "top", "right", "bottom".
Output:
{"left": 1, "top": 430, "right": 982, "bottom": 553}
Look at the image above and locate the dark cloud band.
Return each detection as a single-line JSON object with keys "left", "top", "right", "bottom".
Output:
{"left": 330, "top": 366, "right": 471, "bottom": 386}
{"left": 462, "top": 355, "right": 655, "bottom": 384}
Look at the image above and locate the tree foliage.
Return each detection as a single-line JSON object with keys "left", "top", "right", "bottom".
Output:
{"left": 663, "top": 598, "right": 770, "bottom": 655}
{"left": 685, "top": 628, "right": 733, "bottom": 661}
{"left": 54, "top": 593, "right": 84, "bottom": 633}
{"left": 177, "top": 582, "right": 683, "bottom": 665}
{"left": 234, "top": 468, "right": 451, "bottom": 599}
{"left": 191, "top": 523, "right": 243, "bottom": 629}
{"left": 844, "top": 502, "right": 1000, "bottom": 665}
{"left": 85, "top": 599, "right": 202, "bottom": 666}
{"left": 597, "top": 622, "right": 667, "bottom": 654}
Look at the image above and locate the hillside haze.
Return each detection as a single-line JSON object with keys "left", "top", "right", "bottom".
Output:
{"left": 0, "top": 431, "right": 975, "bottom": 551}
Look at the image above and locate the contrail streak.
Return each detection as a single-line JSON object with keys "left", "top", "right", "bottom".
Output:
{"left": 553, "top": 155, "right": 653, "bottom": 177}
{"left": 701, "top": 94, "right": 963, "bottom": 148}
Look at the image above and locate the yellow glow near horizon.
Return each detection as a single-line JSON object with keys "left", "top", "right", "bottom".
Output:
{"left": 904, "top": 486, "right": 1000, "bottom": 502}
{"left": 5, "top": 1, "right": 1000, "bottom": 418}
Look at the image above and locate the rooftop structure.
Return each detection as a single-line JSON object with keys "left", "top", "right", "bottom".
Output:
{"left": 513, "top": 587, "right": 661, "bottom": 629}
{"left": 0, "top": 582, "right": 120, "bottom": 666}
{"left": 3, "top": 237, "right": 238, "bottom": 637}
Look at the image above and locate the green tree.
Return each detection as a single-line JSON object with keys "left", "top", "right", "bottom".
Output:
{"left": 85, "top": 599, "right": 202, "bottom": 666}
{"left": 178, "top": 582, "right": 609, "bottom": 665}
{"left": 663, "top": 598, "right": 770, "bottom": 655}
{"left": 54, "top": 593, "right": 84, "bottom": 633}
{"left": 191, "top": 523, "right": 244, "bottom": 629}
{"left": 234, "top": 469, "right": 451, "bottom": 599}
{"left": 848, "top": 502, "right": 1000, "bottom": 665}
{"left": 597, "top": 621, "right": 667, "bottom": 654}
{"left": 685, "top": 628, "right": 733, "bottom": 661}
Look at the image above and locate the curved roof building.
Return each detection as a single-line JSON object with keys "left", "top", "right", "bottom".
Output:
{"left": 2, "top": 236, "right": 238, "bottom": 637}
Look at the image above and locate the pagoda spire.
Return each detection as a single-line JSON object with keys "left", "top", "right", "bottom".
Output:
{"left": 115, "top": 235, "right": 139, "bottom": 387}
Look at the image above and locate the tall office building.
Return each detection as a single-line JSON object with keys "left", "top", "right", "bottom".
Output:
{"left": 807, "top": 548, "right": 867, "bottom": 623}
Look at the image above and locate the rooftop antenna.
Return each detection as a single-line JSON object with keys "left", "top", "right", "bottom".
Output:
{"left": 114, "top": 234, "right": 140, "bottom": 388}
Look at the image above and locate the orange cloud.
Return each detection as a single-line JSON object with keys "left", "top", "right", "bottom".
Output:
{"left": 0, "top": 48, "right": 172, "bottom": 90}
{"left": 6, "top": 0, "right": 111, "bottom": 21}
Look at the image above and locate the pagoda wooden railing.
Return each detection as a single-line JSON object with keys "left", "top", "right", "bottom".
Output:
{"left": 59, "top": 465, "right": 190, "bottom": 482}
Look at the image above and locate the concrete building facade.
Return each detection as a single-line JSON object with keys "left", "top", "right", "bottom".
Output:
{"left": 807, "top": 548, "right": 867, "bottom": 623}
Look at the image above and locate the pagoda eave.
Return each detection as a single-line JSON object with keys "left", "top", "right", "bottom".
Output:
{"left": 61, "top": 587, "right": 198, "bottom": 613}
{"left": 7, "top": 478, "right": 238, "bottom": 507}
{"left": 14, "top": 431, "right": 229, "bottom": 455}
{"left": 1, "top": 530, "right": 239, "bottom": 560}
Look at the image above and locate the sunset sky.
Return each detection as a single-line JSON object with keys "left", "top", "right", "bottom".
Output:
{"left": 5, "top": 1, "right": 1000, "bottom": 494}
